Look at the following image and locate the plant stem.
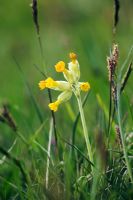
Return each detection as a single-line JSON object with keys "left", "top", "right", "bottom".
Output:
{"left": 76, "top": 95, "right": 94, "bottom": 169}
{"left": 17, "top": 131, "right": 28, "bottom": 145}
{"left": 46, "top": 119, "right": 53, "bottom": 189}
{"left": 117, "top": 81, "right": 133, "bottom": 183}
{"left": 107, "top": 81, "right": 112, "bottom": 147}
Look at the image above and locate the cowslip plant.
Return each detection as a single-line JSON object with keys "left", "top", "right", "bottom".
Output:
{"left": 38, "top": 53, "right": 94, "bottom": 167}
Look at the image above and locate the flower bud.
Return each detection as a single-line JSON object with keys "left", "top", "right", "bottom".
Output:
{"left": 68, "top": 60, "right": 80, "bottom": 82}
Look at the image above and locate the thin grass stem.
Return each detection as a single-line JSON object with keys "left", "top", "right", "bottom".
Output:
{"left": 116, "top": 74, "right": 133, "bottom": 183}
{"left": 45, "top": 118, "right": 53, "bottom": 189}
{"left": 107, "top": 81, "right": 112, "bottom": 147}
{"left": 117, "top": 56, "right": 133, "bottom": 183}
{"left": 116, "top": 46, "right": 133, "bottom": 182}
{"left": 17, "top": 131, "right": 28, "bottom": 145}
{"left": 34, "top": 64, "right": 59, "bottom": 154}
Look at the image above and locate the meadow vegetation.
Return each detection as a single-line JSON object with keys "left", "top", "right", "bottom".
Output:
{"left": 0, "top": 0, "right": 133, "bottom": 199}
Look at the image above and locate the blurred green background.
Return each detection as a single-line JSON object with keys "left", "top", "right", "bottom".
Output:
{"left": 0, "top": 0, "right": 133, "bottom": 139}
{"left": 0, "top": 1, "right": 133, "bottom": 198}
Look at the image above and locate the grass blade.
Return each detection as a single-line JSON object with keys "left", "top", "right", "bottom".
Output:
{"left": 13, "top": 57, "right": 44, "bottom": 124}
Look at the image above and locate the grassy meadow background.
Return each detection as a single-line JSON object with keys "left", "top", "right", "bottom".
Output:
{"left": 0, "top": 0, "right": 133, "bottom": 199}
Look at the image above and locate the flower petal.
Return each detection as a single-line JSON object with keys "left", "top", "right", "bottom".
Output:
{"left": 48, "top": 100, "right": 61, "bottom": 112}
{"left": 38, "top": 80, "right": 46, "bottom": 90}
{"left": 69, "top": 52, "right": 77, "bottom": 61}
{"left": 79, "top": 82, "right": 90, "bottom": 92}
{"left": 45, "top": 77, "right": 58, "bottom": 88}
{"left": 55, "top": 61, "right": 66, "bottom": 72}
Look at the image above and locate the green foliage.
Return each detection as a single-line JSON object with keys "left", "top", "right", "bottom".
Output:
{"left": 0, "top": 0, "right": 133, "bottom": 199}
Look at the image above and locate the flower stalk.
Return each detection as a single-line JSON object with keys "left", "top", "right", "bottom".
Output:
{"left": 76, "top": 94, "right": 94, "bottom": 168}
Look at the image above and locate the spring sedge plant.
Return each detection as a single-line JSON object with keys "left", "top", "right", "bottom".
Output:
{"left": 107, "top": 44, "right": 133, "bottom": 183}
{"left": 38, "top": 52, "right": 94, "bottom": 166}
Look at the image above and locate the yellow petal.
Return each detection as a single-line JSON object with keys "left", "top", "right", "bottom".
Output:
{"left": 48, "top": 100, "right": 61, "bottom": 112}
{"left": 45, "top": 77, "right": 58, "bottom": 88}
{"left": 69, "top": 52, "right": 77, "bottom": 62}
{"left": 38, "top": 80, "right": 46, "bottom": 90}
{"left": 48, "top": 91, "right": 72, "bottom": 112}
{"left": 55, "top": 61, "right": 66, "bottom": 72}
{"left": 80, "top": 82, "right": 90, "bottom": 92}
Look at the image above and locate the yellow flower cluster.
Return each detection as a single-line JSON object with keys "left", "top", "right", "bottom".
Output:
{"left": 38, "top": 53, "right": 91, "bottom": 112}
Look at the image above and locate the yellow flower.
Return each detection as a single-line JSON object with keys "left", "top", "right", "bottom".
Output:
{"left": 69, "top": 52, "right": 77, "bottom": 63}
{"left": 38, "top": 52, "right": 91, "bottom": 111}
{"left": 40, "top": 78, "right": 71, "bottom": 91}
{"left": 45, "top": 77, "right": 58, "bottom": 88}
{"left": 38, "top": 80, "right": 46, "bottom": 90}
{"left": 39, "top": 78, "right": 59, "bottom": 90}
{"left": 48, "top": 91, "right": 72, "bottom": 112}
{"left": 55, "top": 61, "right": 66, "bottom": 72}
{"left": 48, "top": 100, "right": 61, "bottom": 112}
{"left": 80, "top": 82, "right": 90, "bottom": 92}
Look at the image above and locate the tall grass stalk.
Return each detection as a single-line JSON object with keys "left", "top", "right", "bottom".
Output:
{"left": 45, "top": 118, "right": 53, "bottom": 188}
{"left": 107, "top": 81, "right": 112, "bottom": 147}
{"left": 76, "top": 94, "right": 94, "bottom": 169}
{"left": 116, "top": 81, "right": 133, "bottom": 183}
{"left": 116, "top": 46, "right": 133, "bottom": 183}
{"left": 31, "top": 0, "right": 58, "bottom": 155}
